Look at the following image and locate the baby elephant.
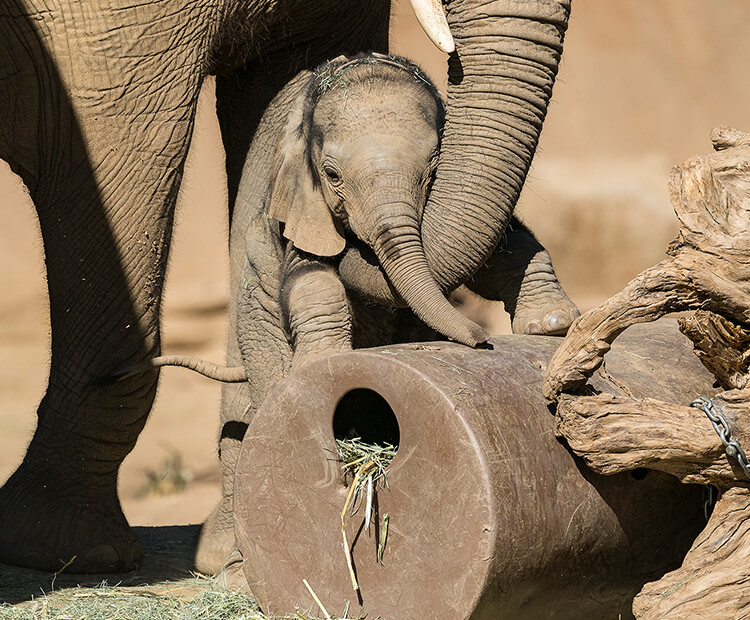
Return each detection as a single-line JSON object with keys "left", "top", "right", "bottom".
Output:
{"left": 127, "top": 54, "right": 580, "bottom": 574}
{"left": 252, "top": 54, "right": 579, "bottom": 369}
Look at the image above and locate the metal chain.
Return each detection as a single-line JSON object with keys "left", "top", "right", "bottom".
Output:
{"left": 691, "top": 396, "right": 750, "bottom": 480}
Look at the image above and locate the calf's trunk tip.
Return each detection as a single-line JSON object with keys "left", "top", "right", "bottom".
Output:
{"left": 373, "top": 229, "right": 489, "bottom": 347}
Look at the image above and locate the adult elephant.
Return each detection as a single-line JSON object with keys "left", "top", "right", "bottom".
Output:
{"left": 0, "top": 0, "right": 571, "bottom": 574}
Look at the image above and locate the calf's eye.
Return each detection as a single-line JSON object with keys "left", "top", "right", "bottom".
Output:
{"left": 324, "top": 166, "right": 342, "bottom": 184}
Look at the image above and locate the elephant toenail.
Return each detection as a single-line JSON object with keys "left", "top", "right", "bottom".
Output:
{"left": 543, "top": 312, "right": 570, "bottom": 335}
{"left": 82, "top": 544, "right": 120, "bottom": 571}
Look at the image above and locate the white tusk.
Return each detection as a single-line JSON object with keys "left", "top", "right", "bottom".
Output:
{"left": 409, "top": 0, "right": 455, "bottom": 54}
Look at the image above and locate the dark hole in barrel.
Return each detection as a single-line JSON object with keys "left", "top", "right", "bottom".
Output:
{"left": 333, "top": 389, "right": 400, "bottom": 449}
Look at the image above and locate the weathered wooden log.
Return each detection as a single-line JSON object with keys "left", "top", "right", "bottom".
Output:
{"left": 556, "top": 390, "right": 750, "bottom": 486}
{"left": 234, "top": 320, "right": 716, "bottom": 620}
{"left": 543, "top": 126, "right": 750, "bottom": 399}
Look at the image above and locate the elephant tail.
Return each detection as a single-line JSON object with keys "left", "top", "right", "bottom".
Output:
{"left": 97, "top": 356, "right": 247, "bottom": 385}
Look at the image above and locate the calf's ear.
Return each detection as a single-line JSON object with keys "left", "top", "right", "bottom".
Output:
{"left": 268, "top": 87, "right": 346, "bottom": 257}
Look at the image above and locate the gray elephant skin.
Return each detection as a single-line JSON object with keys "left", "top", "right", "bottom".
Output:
{"left": 0, "top": 0, "right": 572, "bottom": 574}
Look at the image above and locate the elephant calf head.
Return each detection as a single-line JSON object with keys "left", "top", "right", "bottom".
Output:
{"left": 268, "top": 55, "right": 488, "bottom": 347}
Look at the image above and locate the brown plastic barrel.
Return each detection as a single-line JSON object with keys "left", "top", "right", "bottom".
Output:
{"left": 234, "top": 320, "right": 716, "bottom": 619}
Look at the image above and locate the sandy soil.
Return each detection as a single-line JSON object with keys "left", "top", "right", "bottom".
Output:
{"left": 0, "top": 0, "right": 748, "bottom": 574}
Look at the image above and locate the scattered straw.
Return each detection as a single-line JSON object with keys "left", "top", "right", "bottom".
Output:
{"left": 377, "top": 513, "right": 389, "bottom": 566}
{"left": 1, "top": 577, "right": 363, "bottom": 620}
{"left": 336, "top": 439, "right": 396, "bottom": 504}
{"left": 50, "top": 554, "right": 76, "bottom": 591}
{"left": 336, "top": 438, "right": 396, "bottom": 591}
{"left": 302, "top": 579, "right": 331, "bottom": 620}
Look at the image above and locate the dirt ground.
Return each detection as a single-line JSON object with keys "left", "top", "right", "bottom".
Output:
{"left": 1, "top": 0, "right": 749, "bottom": 605}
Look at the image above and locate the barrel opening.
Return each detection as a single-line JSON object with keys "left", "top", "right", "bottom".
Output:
{"left": 333, "top": 388, "right": 400, "bottom": 450}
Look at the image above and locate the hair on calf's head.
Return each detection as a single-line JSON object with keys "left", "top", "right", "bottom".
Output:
{"left": 302, "top": 54, "right": 445, "bottom": 132}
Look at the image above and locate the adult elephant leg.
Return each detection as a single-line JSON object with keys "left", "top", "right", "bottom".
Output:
{"left": 0, "top": 2, "right": 208, "bottom": 573}
{"left": 467, "top": 217, "right": 580, "bottom": 335}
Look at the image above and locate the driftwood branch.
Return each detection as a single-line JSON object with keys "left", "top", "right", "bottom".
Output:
{"left": 543, "top": 126, "right": 750, "bottom": 400}
{"left": 556, "top": 391, "right": 750, "bottom": 487}
{"left": 541, "top": 261, "right": 698, "bottom": 398}
{"left": 542, "top": 127, "right": 750, "bottom": 619}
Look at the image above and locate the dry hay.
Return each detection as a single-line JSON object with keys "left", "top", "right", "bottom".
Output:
{"left": 0, "top": 525, "right": 367, "bottom": 620}
{"left": 336, "top": 438, "right": 396, "bottom": 591}
{"left": 0, "top": 577, "right": 364, "bottom": 620}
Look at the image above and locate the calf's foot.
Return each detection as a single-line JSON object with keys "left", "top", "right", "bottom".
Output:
{"left": 195, "top": 493, "right": 237, "bottom": 576}
{"left": 196, "top": 427, "right": 246, "bottom": 576}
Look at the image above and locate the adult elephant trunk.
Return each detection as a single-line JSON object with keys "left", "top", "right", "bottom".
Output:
{"left": 340, "top": 0, "right": 571, "bottom": 299}
{"left": 423, "top": 0, "right": 572, "bottom": 290}
{"left": 365, "top": 199, "right": 489, "bottom": 347}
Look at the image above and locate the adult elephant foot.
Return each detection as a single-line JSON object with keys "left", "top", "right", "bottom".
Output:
{"left": 468, "top": 217, "right": 580, "bottom": 335}
{"left": 510, "top": 265, "right": 580, "bottom": 336}
{"left": 0, "top": 459, "right": 140, "bottom": 573}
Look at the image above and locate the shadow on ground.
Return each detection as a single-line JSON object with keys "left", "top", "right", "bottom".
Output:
{"left": 0, "top": 525, "right": 202, "bottom": 605}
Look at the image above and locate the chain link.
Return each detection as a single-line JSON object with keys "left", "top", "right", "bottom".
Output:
{"left": 691, "top": 396, "right": 750, "bottom": 480}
